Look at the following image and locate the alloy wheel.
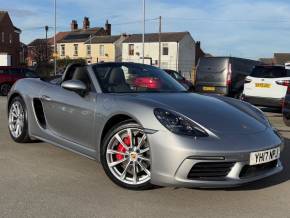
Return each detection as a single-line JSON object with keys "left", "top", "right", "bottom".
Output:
{"left": 106, "top": 127, "right": 151, "bottom": 185}
{"left": 9, "top": 101, "right": 25, "bottom": 138}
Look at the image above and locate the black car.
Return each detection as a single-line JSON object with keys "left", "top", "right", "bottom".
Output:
{"left": 163, "top": 69, "right": 194, "bottom": 91}
{"left": 282, "top": 88, "right": 290, "bottom": 126}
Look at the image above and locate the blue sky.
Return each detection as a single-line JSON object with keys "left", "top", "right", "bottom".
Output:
{"left": 2, "top": 0, "right": 290, "bottom": 59}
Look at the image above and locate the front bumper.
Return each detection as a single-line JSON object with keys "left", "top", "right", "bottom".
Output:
{"left": 147, "top": 128, "right": 283, "bottom": 188}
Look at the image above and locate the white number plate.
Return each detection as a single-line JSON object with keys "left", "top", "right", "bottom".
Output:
{"left": 249, "top": 147, "right": 280, "bottom": 166}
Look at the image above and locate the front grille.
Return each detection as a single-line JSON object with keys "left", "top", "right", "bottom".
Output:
{"left": 187, "top": 162, "right": 235, "bottom": 180}
{"left": 239, "top": 160, "right": 278, "bottom": 178}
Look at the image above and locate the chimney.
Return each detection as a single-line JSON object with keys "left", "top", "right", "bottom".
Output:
{"left": 83, "top": 17, "right": 90, "bottom": 30}
{"left": 71, "top": 20, "right": 78, "bottom": 31}
{"left": 105, "top": 20, "right": 111, "bottom": 35}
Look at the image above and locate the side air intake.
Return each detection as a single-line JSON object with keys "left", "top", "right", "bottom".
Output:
{"left": 33, "top": 98, "right": 46, "bottom": 129}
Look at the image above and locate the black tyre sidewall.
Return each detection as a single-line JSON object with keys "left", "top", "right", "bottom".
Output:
{"left": 100, "top": 121, "right": 152, "bottom": 190}
{"left": 8, "top": 96, "right": 31, "bottom": 143}
{"left": 0, "top": 83, "right": 11, "bottom": 96}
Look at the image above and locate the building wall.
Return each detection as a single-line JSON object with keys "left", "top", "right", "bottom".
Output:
{"left": 0, "top": 13, "right": 21, "bottom": 66}
{"left": 57, "top": 42, "right": 116, "bottom": 64}
{"left": 90, "top": 43, "right": 115, "bottom": 63}
{"left": 122, "top": 42, "right": 179, "bottom": 70}
{"left": 178, "top": 34, "right": 196, "bottom": 79}
{"left": 57, "top": 42, "right": 86, "bottom": 60}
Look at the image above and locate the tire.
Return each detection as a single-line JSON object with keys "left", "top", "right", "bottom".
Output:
{"left": 235, "top": 90, "right": 243, "bottom": 100}
{"left": 8, "top": 96, "right": 31, "bottom": 143}
{"left": 0, "top": 83, "right": 12, "bottom": 96}
{"left": 101, "top": 121, "right": 153, "bottom": 190}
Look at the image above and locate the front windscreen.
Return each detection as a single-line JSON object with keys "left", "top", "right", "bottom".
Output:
{"left": 92, "top": 63, "right": 186, "bottom": 93}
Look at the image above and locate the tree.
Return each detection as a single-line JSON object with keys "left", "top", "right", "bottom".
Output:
{"left": 29, "top": 39, "right": 52, "bottom": 64}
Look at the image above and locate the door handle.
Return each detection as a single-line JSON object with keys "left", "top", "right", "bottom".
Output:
{"left": 41, "top": 95, "right": 51, "bottom": 101}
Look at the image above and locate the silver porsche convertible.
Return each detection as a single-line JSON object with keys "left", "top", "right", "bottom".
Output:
{"left": 7, "top": 62, "right": 283, "bottom": 190}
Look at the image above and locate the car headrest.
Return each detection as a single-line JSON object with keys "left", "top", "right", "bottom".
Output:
{"left": 108, "top": 68, "right": 126, "bottom": 85}
{"left": 72, "top": 67, "right": 89, "bottom": 84}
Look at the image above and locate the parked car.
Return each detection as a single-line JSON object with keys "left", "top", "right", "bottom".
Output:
{"left": 195, "top": 57, "right": 260, "bottom": 98}
{"left": 0, "top": 66, "right": 39, "bottom": 96}
{"left": 7, "top": 62, "right": 283, "bottom": 190}
{"left": 243, "top": 65, "right": 290, "bottom": 108}
{"left": 282, "top": 88, "right": 290, "bottom": 126}
{"left": 285, "top": 62, "right": 290, "bottom": 70}
{"left": 163, "top": 69, "right": 194, "bottom": 91}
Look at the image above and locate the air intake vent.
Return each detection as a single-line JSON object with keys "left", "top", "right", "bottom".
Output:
{"left": 239, "top": 160, "right": 278, "bottom": 178}
{"left": 33, "top": 98, "right": 46, "bottom": 129}
{"left": 187, "top": 162, "right": 235, "bottom": 180}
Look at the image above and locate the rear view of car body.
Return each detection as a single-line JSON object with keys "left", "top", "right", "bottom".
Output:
{"left": 243, "top": 65, "right": 290, "bottom": 108}
{"left": 195, "top": 57, "right": 259, "bottom": 98}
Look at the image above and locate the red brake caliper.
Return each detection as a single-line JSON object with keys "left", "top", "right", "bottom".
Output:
{"left": 116, "top": 136, "right": 130, "bottom": 160}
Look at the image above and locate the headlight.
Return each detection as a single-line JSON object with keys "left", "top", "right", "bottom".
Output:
{"left": 154, "top": 108, "right": 208, "bottom": 137}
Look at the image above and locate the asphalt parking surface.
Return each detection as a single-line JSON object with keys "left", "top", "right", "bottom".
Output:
{"left": 0, "top": 97, "right": 290, "bottom": 218}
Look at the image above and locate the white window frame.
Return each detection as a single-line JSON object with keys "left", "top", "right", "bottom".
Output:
{"left": 9, "top": 33, "right": 12, "bottom": 44}
{"left": 60, "top": 44, "right": 65, "bottom": 56}
{"left": 162, "top": 43, "right": 169, "bottom": 56}
{"left": 99, "top": 45, "right": 105, "bottom": 56}
{"left": 87, "top": 44, "right": 91, "bottom": 56}
{"left": 73, "top": 44, "right": 78, "bottom": 56}
{"left": 128, "top": 44, "right": 134, "bottom": 56}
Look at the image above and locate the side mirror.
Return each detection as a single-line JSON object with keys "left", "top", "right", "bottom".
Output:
{"left": 61, "top": 80, "right": 88, "bottom": 96}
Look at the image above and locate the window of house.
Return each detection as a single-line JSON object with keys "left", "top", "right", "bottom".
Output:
{"left": 73, "top": 44, "right": 78, "bottom": 56}
{"left": 162, "top": 43, "right": 169, "bottom": 55}
{"left": 60, "top": 44, "right": 65, "bottom": 56}
{"left": 99, "top": 45, "right": 104, "bottom": 56}
{"left": 9, "top": 33, "right": 12, "bottom": 44}
{"left": 129, "top": 44, "right": 134, "bottom": 56}
{"left": 87, "top": 45, "right": 91, "bottom": 56}
{"left": 1, "top": 32, "right": 4, "bottom": 43}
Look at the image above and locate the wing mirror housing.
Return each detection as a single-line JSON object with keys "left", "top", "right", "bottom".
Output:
{"left": 61, "top": 80, "right": 88, "bottom": 96}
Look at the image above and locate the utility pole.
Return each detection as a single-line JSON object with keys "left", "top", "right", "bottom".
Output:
{"left": 45, "top": 25, "right": 49, "bottom": 61}
{"left": 54, "top": 0, "right": 57, "bottom": 76}
{"left": 142, "top": 0, "right": 145, "bottom": 64}
{"left": 158, "top": 16, "right": 162, "bottom": 68}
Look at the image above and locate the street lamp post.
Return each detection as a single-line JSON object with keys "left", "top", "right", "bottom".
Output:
{"left": 142, "top": 0, "right": 145, "bottom": 64}
{"left": 45, "top": 25, "right": 48, "bottom": 61}
{"left": 54, "top": 0, "right": 57, "bottom": 76}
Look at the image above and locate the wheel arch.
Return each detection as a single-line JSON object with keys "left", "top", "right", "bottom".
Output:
{"left": 7, "top": 92, "right": 23, "bottom": 112}
{"left": 100, "top": 114, "right": 137, "bottom": 145}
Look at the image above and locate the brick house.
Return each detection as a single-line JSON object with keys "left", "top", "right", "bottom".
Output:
{"left": 0, "top": 11, "right": 21, "bottom": 66}
{"left": 259, "top": 53, "right": 290, "bottom": 65}
{"left": 27, "top": 32, "right": 69, "bottom": 66}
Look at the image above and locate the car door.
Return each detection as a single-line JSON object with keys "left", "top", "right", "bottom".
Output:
{"left": 9, "top": 68, "right": 24, "bottom": 82}
{"left": 40, "top": 66, "right": 97, "bottom": 148}
{"left": 0, "top": 68, "right": 11, "bottom": 84}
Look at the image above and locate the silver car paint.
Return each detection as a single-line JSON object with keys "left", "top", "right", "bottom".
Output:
{"left": 7, "top": 67, "right": 283, "bottom": 187}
